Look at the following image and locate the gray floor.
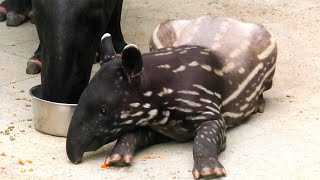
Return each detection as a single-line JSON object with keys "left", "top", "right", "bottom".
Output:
{"left": 1, "top": 0, "right": 320, "bottom": 179}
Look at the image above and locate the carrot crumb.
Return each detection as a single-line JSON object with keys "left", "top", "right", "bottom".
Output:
{"left": 10, "top": 156, "right": 15, "bottom": 158}
{"left": 100, "top": 164, "right": 110, "bottom": 169}
{"left": 26, "top": 160, "right": 33, "bottom": 163}
{"left": 188, "top": 170, "right": 192, "bottom": 172}
{"left": 18, "top": 160, "right": 24, "bottom": 165}
{"left": 1, "top": 152, "right": 6, "bottom": 156}
{"left": 142, "top": 155, "right": 165, "bottom": 160}
{"left": 28, "top": 168, "right": 33, "bottom": 172}
{"left": 20, "top": 168, "right": 26, "bottom": 172}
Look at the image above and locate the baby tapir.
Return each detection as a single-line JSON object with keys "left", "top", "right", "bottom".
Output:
{"left": 67, "top": 33, "right": 277, "bottom": 179}
{"left": 150, "top": 16, "right": 277, "bottom": 127}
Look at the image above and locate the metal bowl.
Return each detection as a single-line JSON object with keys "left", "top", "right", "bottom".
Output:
{"left": 29, "top": 85, "right": 77, "bottom": 137}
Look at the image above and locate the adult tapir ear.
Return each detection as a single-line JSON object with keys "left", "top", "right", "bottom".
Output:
{"left": 121, "top": 44, "right": 143, "bottom": 83}
{"left": 100, "top": 33, "right": 117, "bottom": 66}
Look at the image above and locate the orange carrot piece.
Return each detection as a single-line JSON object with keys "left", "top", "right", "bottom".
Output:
{"left": 0, "top": 152, "right": 6, "bottom": 156}
{"left": 18, "top": 160, "right": 24, "bottom": 165}
{"left": 100, "top": 164, "right": 110, "bottom": 169}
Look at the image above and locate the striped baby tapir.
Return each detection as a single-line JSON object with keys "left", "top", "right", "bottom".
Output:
{"left": 66, "top": 16, "right": 277, "bottom": 179}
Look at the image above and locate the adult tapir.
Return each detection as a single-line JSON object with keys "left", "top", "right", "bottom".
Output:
{"left": 29, "top": 0, "right": 127, "bottom": 103}
{"left": 66, "top": 16, "right": 277, "bottom": 179}
{"left": 0, "top": 0, "right": 32, "bottom": 26}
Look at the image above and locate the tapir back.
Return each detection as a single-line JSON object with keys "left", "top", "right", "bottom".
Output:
{"left": 150, "top": 16, "right": 277, "bottom": 127}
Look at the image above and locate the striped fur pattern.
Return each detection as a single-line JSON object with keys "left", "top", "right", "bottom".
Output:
{"left": 150, "top": 16, "right": 277, "bottom": 127}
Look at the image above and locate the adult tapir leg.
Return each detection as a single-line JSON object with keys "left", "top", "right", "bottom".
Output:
{"left": 0, "top": 0, "right": 32, "bottom": 26}
{"left": 105, "top": 127, "right": 171, "bottom": 166}
{"left": 193, "top": 120, "right": 227, "bottom": 179}
{"left": 105, "top": 0, "right": 127, "bottom": 53}
{"left": 26, "top": 43, "right": 42, "bottom": 74}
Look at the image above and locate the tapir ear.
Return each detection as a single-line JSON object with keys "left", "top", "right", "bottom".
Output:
{"left": 121, "top": 44, "right": 143, "bottom": 82}
{"left": 100, "top": 33, "right": 117, "bottom": 66}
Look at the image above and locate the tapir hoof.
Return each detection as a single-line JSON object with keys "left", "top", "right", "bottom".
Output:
{"left": 26, "top": 59, "right": 41, "bottom": 74}
{"left": 6, "top": 11, "right": 26, "bottom": 27}
{"left": 0, "top": 6, "right": 6, "bottom": 21}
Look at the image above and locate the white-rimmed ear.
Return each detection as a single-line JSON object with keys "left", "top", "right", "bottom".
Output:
{"left": 100, "top": 33, "right": 116, "bottom": 66}
{"left": 122, "top": 44, "right": 143, "bottom": 83}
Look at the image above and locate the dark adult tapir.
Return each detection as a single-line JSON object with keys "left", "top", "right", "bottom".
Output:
{"left": 66, "top": 16, "right": 277, "bottom": 179}
{"left": 29, "top": 0, "right": 126, "bottom": 103}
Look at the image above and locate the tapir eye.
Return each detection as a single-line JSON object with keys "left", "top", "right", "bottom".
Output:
{"left": 99, "top": 107, "right": 110, "bottom": 116}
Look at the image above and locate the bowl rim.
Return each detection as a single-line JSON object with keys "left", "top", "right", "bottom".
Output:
{"left": 29, "top": 85, "right": 77, "bottom": 106}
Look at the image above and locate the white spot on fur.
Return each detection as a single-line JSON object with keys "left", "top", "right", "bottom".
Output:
{"left": 131, "top": 111, "right": 144, "bottom": 117}
{"left": 148, "top": 109, "right": 158, "bottom": 119}
{"left": 143, "top": 103, "right": 151, "bottom": 108}
{"left": 143, "top": 91, "right": 153, "bottom": 97}
{"left": 200, "top": 51, "right": 210, "bottom": 56}
{"left": 168, "top": 107, "right": 193, "bottom": 113}
{"left": 178, "top": 90, "right": 200, "bottom": 95}
{"left": 200, "top": 64, "right": 212, "bottom": 72}
{"left": 188, "top": 61, "right": 199, "bottom": 66}
{"left": 120, "top": 111, "right": 130, "bottom": 119}
{"left": 202, "top": 111, "right": 215, "bottom": 115}
{"left": 258, "top": 35, "right": 276, "bottom": 60}
{"left": 175, "top": 98, "right": 201, "bottom": 107}
{"left": 193, "top": 84, "right": 214, "bottom": 95}
{"left": 173, "top": 65, "right": 186, "bottom": 73}
{"left": 200, "top": 98, "right": 212, "bottom": 104}
{"left": 222, "top": 112, "right": 243, "bottom": 118}
{"left": 157, "top": 64, "right": 171, "bottom": 69}
{"left": 187, "top": 116, "right": 207, "bottom": 120}
{"left": 120, "top": 120, "right": 133, "bottom": 125}
{"left": 238, "top": 67, "right": 246, "bottom": 74}
{"left": 158, "top": 87, "right": 174, "bottom": 97}
{"left": 130, "top": 103, "right": 140, "bottom": 107}
{"left": 179, "top": 50, "right": 188, "bottom": 54}
{"left": 240, "top": 104, "right": 249, "bottom": 111}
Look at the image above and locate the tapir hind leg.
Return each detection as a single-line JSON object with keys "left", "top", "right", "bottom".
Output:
{"left": 193, "top": 120, "right": 227, "bottom": 179}
{"left": 105, "top": 127, "right": 171, "bottom": 166}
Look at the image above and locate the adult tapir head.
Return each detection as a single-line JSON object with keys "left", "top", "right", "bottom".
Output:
{"left": 32, "top": 0, "right": 126, "bottom": 103}
{"left": 66, "top": 41, "right": 143, "bottom": 163}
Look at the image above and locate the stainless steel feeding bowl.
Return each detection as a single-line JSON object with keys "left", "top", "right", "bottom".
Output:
{"left": 29, "top": 85, "right": 77, "bottom": 137}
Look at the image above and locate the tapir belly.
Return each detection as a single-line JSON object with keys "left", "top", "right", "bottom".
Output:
{"left": 150, "top": 122, "right": 194, "bottom": 142}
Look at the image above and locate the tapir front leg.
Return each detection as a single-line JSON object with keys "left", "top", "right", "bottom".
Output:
{"left": 105, "top": 127, "right": 171, "bottom": 166}
{"left": 193, "top": 120, "right": 227, "bottom": 179}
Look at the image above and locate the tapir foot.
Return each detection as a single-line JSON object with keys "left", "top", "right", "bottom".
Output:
{"left": 192, "top": 157, "right": 226, "bottom": 179}
{"left": 26, "top": 59, "right": 41, "bottom": 74}
{"left": 105, "top": 153, "right": 133, "bottom": 167}
{"left": 6, "top": 11, "right": 26, "bottom": 27}
{"left": 104, "top": 134, "right": 136, "bottom": 167}
{"left": 0, "top": 6, "right": 6, "bottom": 21}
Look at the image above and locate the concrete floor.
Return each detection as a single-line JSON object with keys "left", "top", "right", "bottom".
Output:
{"left": 1, "top": 0, "right": 320, "bottom": 179}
